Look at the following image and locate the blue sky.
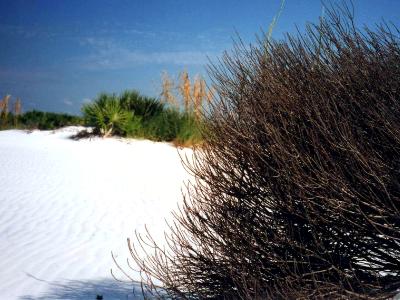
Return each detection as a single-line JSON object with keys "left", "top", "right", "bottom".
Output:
{"left": 1, "top": 0, "right": 399, "bottom": 114}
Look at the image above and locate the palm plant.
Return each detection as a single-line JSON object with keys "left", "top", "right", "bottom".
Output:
{"left": 82, "top": 94, "right": 135, "bottom": 137}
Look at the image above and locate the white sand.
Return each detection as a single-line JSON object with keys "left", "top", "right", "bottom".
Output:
{"left": 0, "top": 127, "right": 193, "bottom": 299}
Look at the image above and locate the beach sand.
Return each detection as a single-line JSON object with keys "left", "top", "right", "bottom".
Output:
{"left": 0, "top": 127, "right": 192, "bottom": 299}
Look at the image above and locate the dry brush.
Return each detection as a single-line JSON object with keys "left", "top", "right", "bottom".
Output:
{"left": 126, "top": 3, "right": 400, "bottom": 299}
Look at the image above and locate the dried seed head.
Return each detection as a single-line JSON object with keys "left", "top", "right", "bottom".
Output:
{"left": 179, "top": 71, "right": 192, "bottom": 112}
{"left": 161, "top": 72, "right": 177, "bottom": 107}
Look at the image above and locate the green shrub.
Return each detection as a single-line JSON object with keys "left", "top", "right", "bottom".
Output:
{"left": 120, "top": 90, "right": 165, "bottom": 122}
{"left": 82, "top": 90, "right": 203, "bottom": 145}
{"left": 142, "top": 108, "right": 183, "bottom": 141}
{"left": 0, "top": 113, "right": 15, "bottom": 130}
{"left": 174, "top": 112, "right": 203, "bottom": 146}
{"left": 82, "top": 94, "right": 138, "bottom": 137}
{"left": 139, "top": 109, "right": 202, "bottom": 143}
{"left": 18, "top": 110, "right": 83, "bottom": 130}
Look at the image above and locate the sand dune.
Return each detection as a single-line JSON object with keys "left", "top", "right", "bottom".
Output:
{"left": 0, "top": 127, "right": 192, "bottom": 299}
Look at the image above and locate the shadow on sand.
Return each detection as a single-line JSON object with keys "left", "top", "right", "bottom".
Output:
{"left": 19, "top": 274, "right": 154, "bottom": 300}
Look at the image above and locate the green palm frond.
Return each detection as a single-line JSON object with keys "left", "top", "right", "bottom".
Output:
{"left": 82, "top": 94, "right": 134, "bottom": 137}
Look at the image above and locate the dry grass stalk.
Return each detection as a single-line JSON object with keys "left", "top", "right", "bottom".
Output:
{"left": 0, "top": 94, "right": 10, "bottom": 115}
{"left": 0, "top": 95, "right": 11, "bottom": 125}
{"left": 266, "top": 0, "right": 285, "bottom": 44}
{"left": 160, "top": 72, "right": 177, "bottom": 107}
{"left": 179, "top": 70, "right": 192, "bottom": 112}
{"left": 13, "top": 98, "right": 22, "bottom": 127}
{"left": 14, "top": 98, "right": 22, "bottom": 116}
{"left": 193, "top": 76, "right": 207, "bottom": 120}
{"left": 164, "top": 71, "right": 214, "bottom": 117}
{"left": 3, "top": 95, "right": 10, "bottom": 115}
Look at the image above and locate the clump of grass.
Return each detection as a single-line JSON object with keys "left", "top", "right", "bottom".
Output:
{"left": 158, "top": 70, "right": 214, "bottom": 145}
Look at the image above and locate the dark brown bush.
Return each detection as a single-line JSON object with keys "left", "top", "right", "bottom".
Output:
{"left": 127, "top": 3, "right": 400, "bottom": 299}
